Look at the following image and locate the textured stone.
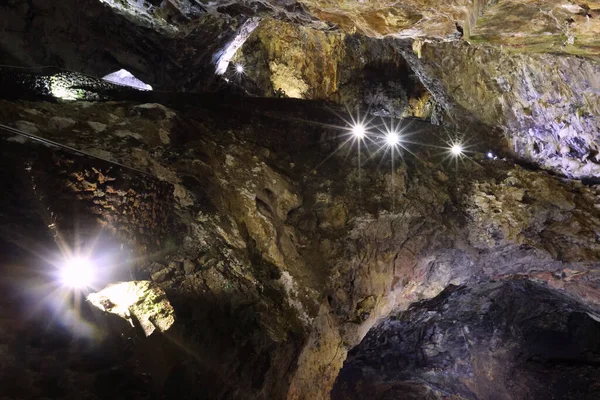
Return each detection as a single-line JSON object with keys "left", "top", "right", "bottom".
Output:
{"left": 236, "top": 18, "right": 431, "bottom": 118}
{"left": 2, "top": 76, "right": 600, "bottom": 399}
{"left": 334, "top": 281, "right": 600, "bottom": 400}
{"left": 13, "top": 120, "right": 39, "bottom": 134}
{"left": 48, "top": 116, "right": 76, "bottom": 131}
{"left": 400, "top": 40, "right": 600, "bottom": 179}
{"left": 151, "top": 267, "right": 172, "bottom": 283}
{"left": 3, "top": 0, "right": 600, "bottom": 398}
{"left": 87, "top": 121, "right": 107, "bottom": 133}
{"left": 88, "top": 280, "right": 175, "bottom": 336}
{"left": 470, "top": 0, "right": 600, "bottom": 56}
{"left": 183, "top": 259, "right": 196, "bottom": 275}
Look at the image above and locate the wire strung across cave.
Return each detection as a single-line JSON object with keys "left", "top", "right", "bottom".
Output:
{"left": 0, "top": 63, "right": 493, "bottom": 182}
{"left": 0, "top": 123, "right": 155, "bottom": 178}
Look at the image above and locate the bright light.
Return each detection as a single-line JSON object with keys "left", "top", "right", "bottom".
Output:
{"left": 102, "top": 69, "right": 153, "bottom": 91}
{"left": 59, "top": 257, "right": 95, "bottom": 289}
{"left": 385, "top": 131, "right": 400, "bottom": 146}
{"left": 51, "top": 86, "right": 78, "bottom": 101}
{"left": 451, "top": 144, "right": 463, "bottom": 156}
{"left": 235, "top": 64, "right": 245, "bottom": 74}
{"left": 214, "top": 17, "right": 259, "bottom": 75}
{"left": 49, "top": 76, "right": 82, "bottom": 101}
{"left": 352, "top": 123, "right": 366, "bottom": 139}
{"left": 88, "top": 281, "right": 175, "bottom": 336}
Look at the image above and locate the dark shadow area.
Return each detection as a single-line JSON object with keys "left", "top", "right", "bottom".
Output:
{"left": 333, "top": 281, "right": 600, "bottom": 400}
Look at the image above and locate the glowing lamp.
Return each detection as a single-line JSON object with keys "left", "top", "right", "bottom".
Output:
{"left": 450, "top": 144, "right": 463, "bottom": 156}
{"left": 385, "top": 131, "right": 400, "bottom": 146}
{"left": 352, "top": 123, "right": 366, "bottom": 139}
{"left": 235, "top": 64, "right": 245, "bottom": 74}
{"left": 59, "top": 257, "right": 95, "bottom": 288}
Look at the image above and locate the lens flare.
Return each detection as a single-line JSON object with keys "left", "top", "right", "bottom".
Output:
{"left": 385, "top": 131, "right": 400, "bottom": 146}
{"left": 235, "top": 64, "right": 244, "bottom": 74}
{"left": 450, "top": 143, "right": 463, "bottom": 156}
{"left": 59, "top": 257, "right": 95, "bottom": 288}
{"left": 352, "top": 123, "right": 366, "bottom": 139}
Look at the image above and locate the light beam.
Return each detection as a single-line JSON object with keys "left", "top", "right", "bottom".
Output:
{"left": 214, "top": 17, "right": 260, "bottom": 75}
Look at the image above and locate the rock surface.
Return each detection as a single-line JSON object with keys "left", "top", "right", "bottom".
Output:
{"left": 3, "top": 0, "right": 600, "bottom": 182}
{"left": 334, "top": 281, "right": 600, "bottom": 400}
{"left": 88, "top": 281, "right": 175, "bottom": 336}
{"left": 2, "top": 0, "right": 600, "bottom": 397}
{"left": 401, "top": 40, "right": 600, "bottom": 179}
{"left": 1, "top": 84, "right": 600, "bottom": 398}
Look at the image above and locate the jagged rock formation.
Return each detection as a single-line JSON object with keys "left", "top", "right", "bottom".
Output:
{"left": 401, "top": 41, "right": 600, "bottom": 179}
{"left": 1, "top": 79, "right": 600, "bottom": 398}
{"left": 231, "top": 19, "right": 600, "bottom": 179}
{"left": 87, "top": 281, "right": 175, "bottom": 336}
{"left": 235, "top": 18, "right": 433, "bottom": 120}
{"left": 2, "top": 0, "right": 600, "bottom": 399}
{"left": 2, "top": 1, "right": 600, "bottom": 177}
{"left": 333, "top": 281, "right": 600, "bottom": 399}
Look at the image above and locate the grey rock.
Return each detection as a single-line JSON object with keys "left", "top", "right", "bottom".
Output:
{"left": 183, "top": 259, "right": 196, "bottom": 275}
{"left": 48, "top": 116, "right": 76, "bottom": 130}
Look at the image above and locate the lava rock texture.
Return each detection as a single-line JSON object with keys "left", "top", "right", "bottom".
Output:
{"left": 1, "top": 82, "right": 600, "bottom": 398}
{"left": 2, "top": 0, "right": 600, "bottom": 399}
{"left": 334, "top": 281, "right": 600, "bottom": 399}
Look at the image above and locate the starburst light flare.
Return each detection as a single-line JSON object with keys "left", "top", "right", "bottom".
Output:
{"left": 451, "top": 143, "right": 464, "bottom": 156}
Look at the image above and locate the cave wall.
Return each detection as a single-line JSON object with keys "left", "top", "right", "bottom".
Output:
{"left": 2, "top": 0, "right": 600, "bottom": 398}
{"left": 236, "top": 19, "right": 433, "bottom": 118}
{"left": 232, "top": 19, "right": 600, "bottom": 179}
{"left": 470, "top": 0, "right": 600, "bottom": 56}
{"left": 333, "top": 281, "right": 600, "bottom": 400}
{"left": 0, "top": 0, "right": 237, "bottom": 91}
{"left": 400, "top": 40, "right": 600, "bottom": 179}
{"left": 2, "top": 86, "right": 600, "bottom": 398}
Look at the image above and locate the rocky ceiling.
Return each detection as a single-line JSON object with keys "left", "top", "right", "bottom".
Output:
{"left": 1, "top": 1, "right": 600, "bottom": 400}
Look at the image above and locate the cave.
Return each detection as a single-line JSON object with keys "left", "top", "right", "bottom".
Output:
{"left": 1, "top": 1, "right": 600, "bottom": 399}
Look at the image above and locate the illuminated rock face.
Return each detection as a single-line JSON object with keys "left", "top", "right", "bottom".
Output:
{"left": 88, "top": 281, "right": 175, "bottom": 336}
{"left": 400, "top": 41, "right": 600, "bottom": 180}
{"left": 2, "top": 0, "right": 600, "bottom": 398}
{"left": 235, "top": 19, "right": 433, "bottom": 120}
{"left": 2, "top": 84, "right": 600, "bottom": 398}
{"left": 2, "top": 0, "right": 600, "bottom": 161}
{"left": 39, "top": 0, "right": 600, "bottom": 54}
{"left": 469, "top": 0, "right": 600, "bottom": 56}
{"left": 102, "top": 69, "right": 153, "bottom": 91}
{"left": 231, "top": 19, "right": 600, "bottom": 180}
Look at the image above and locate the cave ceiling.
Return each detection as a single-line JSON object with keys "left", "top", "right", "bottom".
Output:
{"left": 2, "top": 1, "right": 600, "bottom": 400}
